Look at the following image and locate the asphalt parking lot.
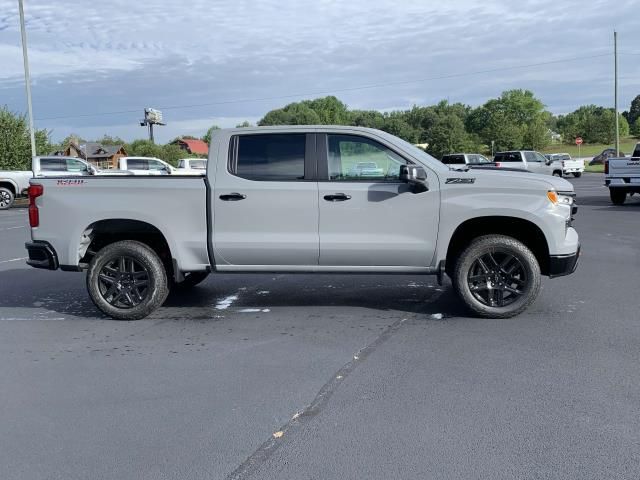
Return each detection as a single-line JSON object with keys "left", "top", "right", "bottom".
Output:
{"left": 0, "top": 174, "right": 638, "bottom": 480}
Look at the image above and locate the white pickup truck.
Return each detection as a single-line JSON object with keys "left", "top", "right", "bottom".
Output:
{"left": 1, "top": 156, "right": 130, "bottom": 209}
{"left": 605, "top": 142, "right": 640, "bottom": 204}
{"left": 25, "top": 126, "right": 580, "bottom": 320}
{"left": 545, "top": 153, "right": 585, "bottom": 178}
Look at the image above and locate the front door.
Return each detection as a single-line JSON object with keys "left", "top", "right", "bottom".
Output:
{"left": 317, "top": 133, "right": 439, "bottom": 268}
{"left": 213, "top": 133, "right": 319, "bottom": 267}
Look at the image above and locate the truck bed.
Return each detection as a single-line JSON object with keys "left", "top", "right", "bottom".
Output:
{"left": 29, "top": 176, "right": 210, "bottom": 272}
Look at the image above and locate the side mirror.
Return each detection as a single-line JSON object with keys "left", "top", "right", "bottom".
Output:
{"left": 88, "top": 165, "right": 98, "bottom": 175}
{"left": 400, "top": 165, "right": 429, "bottom": 193}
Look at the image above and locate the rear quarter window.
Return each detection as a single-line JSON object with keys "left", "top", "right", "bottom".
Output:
{"left": 494, "top": 152, "right": 521, "bottom": 162}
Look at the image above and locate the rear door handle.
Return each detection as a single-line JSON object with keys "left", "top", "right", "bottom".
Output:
{"left": 323, "top": 193, "right": 351, "bottom": 202}
{"left": 219, "top": 192, "right": 246, "bottom": 201}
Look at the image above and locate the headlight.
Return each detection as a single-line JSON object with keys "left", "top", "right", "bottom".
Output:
{"left": 547, "top": 190, "right": 574, "bottom": 206}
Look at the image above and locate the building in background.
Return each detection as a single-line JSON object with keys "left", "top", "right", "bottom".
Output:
{"left": 56, "top": 142, "right": 127, "bottom": 169}
{"left": 171, "top": 138, "right": 209, "bottom": 156}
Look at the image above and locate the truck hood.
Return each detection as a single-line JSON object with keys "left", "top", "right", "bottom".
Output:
{"left": 446, "top": 168, "right": 574, "bottom": 193}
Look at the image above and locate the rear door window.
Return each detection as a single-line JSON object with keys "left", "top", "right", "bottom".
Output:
{"left": 494, "top": 152, "right": 521, "bottom": 162}
{"left": 441, "top": 155, "right": 464, "bottom": 165}
{"left": 231, "top": 134, "right": 306, "bottom": 181}
{"left": 39, "top": 158, "right": 67, "bottom": 171}
{"left": 127, "top": 159, "right": 148, "bottom": 170}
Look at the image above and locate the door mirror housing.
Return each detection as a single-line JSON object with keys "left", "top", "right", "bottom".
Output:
{"left": 399, "top": 165, "right": 429, "bottom": 193}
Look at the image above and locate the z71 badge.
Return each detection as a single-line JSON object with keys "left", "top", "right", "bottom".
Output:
{"left": 445, "top": 178, "right": 475, "bottom": 184}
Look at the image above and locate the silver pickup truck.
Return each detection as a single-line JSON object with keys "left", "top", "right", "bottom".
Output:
{"left": 605, "top": 142, "right": 640, "bottom": 204}
{"left": 25, "top": 126, "right": 580, "bottom": 320}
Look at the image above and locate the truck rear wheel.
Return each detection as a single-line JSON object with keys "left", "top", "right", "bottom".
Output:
{"left": 609, "top": 189, "right": 627, "bottom": 205}
{"left": 87, "top": 240, "right": 169, "bottom": 320}
{"left": 572, "top": 172, "right": 582, "bottom": 178}
{"left": 453, "top": 235, "right": 541, "bottom": 319}
{"left": 0, "top": 187, "right": 15, "bottom": 210}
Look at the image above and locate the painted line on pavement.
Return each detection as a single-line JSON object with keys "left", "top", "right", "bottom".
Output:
{"left": 0, "top": 257, "right": 27, "bottom": 264}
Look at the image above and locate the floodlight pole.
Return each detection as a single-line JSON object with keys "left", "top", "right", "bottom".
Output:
{"left": 614, "top": 30, "right": 619, "bottom": 157}
{"left": 149, "top": 123, "right": 155, "bottom": 143}
{"left": 18, "top": 0, "right": 36, "bottom": 157}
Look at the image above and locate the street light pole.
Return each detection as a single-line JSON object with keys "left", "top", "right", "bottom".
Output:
{"left": 614, "top": 30, "right": 619, "bottom": 157}
{"left": 18, "top": 0, "right": 36, "bottom": 157}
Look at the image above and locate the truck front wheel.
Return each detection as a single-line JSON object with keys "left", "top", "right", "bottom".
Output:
{"left": 609, "top": 189, "right": 626, "bottom": 205}
{"left": 87, "top": 240, "right": 169, "bottom": 320}
{"left": 453, "top": 235, "right": 541, "bottom": 318}
{"left": 0, "top": 187, "right": 15, "bottom": 210}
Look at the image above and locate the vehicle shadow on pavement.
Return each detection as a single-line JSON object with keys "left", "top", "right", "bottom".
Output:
{"left": 0, "top": 269, "right": 470, "bottom": 320}
{"left": 577, "top": 194, "right": 640, "bottom": 208}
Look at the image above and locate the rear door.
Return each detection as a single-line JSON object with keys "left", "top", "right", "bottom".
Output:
{"left": 524, "top": 151, "right": 549, "bottom": 175}
{"left": 212, "top": 133, "right": 319, "bottom": 267}
{"left": 124, "top": 159, "right": 149, "bottom": 175}
{"left": 317, "top": 133, "right": 439, "bottom": 268}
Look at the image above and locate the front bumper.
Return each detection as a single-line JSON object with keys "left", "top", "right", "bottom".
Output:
{"left": 548, "top": 244, "right": 580, "bottom": 278}
{"left": 25, "top": 241, "right": 59, "bottom": 270}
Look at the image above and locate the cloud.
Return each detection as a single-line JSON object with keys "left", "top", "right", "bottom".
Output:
{"left": 0, "top": 0, "right": 638, "bottom": 141}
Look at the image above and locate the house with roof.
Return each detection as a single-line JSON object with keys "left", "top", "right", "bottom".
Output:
{"left": 60, "top": 142, "right": 127, "bottom": 169}
{"left": 171, "top": 138, "right": 209, "bottom": 156}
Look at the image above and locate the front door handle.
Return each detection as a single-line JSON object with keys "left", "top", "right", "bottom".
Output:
{"left": 219, "top": 192, "right": 246, "bottom": 201}
{"left": 323, "top": 193, "right": 351, "bottom": 202}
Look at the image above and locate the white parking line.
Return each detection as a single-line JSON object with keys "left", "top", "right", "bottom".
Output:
{"left": 0, "top": 257, "right": 27, "bottom": 264}
{"left": 0, "top": 225, "right": 26, "bottom": 231}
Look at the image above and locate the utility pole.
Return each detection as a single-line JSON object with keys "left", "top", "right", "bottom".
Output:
{"left": 614, "top": 30, "right": 619, "bottom": 157}
{"left": 18, "top": 0, "right": 36, "bottom": 156}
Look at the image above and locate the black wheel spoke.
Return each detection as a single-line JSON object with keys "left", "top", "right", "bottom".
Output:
{"left": 468, "top": 250, "right": 528, "bottom": 309}
{"left": 98, "top": 255, "right": 150, "bottom": 310}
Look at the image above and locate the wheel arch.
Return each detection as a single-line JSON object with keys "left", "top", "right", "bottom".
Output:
{"left": 78, "top": 219, "right": 175, "bottom": 279}
{"left": 445, "top": 216, "right": 551, "bottom": 276}
{"left": 0, "top": 180, "right": 18, "bottom": 195}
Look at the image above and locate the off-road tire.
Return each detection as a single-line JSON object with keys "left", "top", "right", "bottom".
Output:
{"left": 453, "top": 235, "right": 541, "bottom": 318}
{"left": 609, "top": 189, "right": 627, "bottom": 205}
{"left": 87, "top": 240, "right": 169, "bottom": 320}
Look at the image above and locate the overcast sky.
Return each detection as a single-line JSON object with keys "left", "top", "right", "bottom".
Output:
{"left": 1, "top": 0, "right": 638, "bottom": 143}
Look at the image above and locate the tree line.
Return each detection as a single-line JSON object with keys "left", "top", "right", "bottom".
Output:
{"left": 1, "top": 91, "right": 638, "bottom": 171}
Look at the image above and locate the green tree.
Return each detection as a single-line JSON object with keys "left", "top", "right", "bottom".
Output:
{"left": 202, "top": 125, "right": 220, "bottom": 144}
{"left": 94, "top": 134, "right": 125, "bottom": 146}
{"left": 235, "top": 121, "right": 253, "bottom": 128}
{"left": 626, "top": 94, "right": 640, "bottom": 126}
{"left": 557, "top": 105, "right": 629, "bottom": 144}
{"left": 259, "top": 96, "right": 350, "bottom": 126}
{"left": 0, "top": 106, "right": 52, "bottom": 170}
{"left": 631, "top": 118, "right": 640, "bottom": 137}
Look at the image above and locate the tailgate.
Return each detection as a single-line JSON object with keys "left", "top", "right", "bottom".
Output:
{"left": 608, "top": 159, "right": 640, "bottom": 177}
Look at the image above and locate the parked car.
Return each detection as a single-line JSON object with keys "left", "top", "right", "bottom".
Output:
{"left": 544, "top": 153, "right": 585, "bottom": 177}
{"left": 176, "top": 158, "right": 207, "bottom": 175}
{"left": 25, "top": 126, "right": 579, "bottom": 320}
{"left": 1, "top": 156, "right": 130, "bottom": 209}
{"left": 117, "top": 157, "right": 175, "bottom": 175}
{"left": 441, "top": 153, "right": 494, "bottom": 169}
{"left": 493, "top": 151, "right": 563, "bottom": 176}
{"left": 590, "top": 148, "right": 626, "bottom": 166}
{"left": 604, "top": 142, "right": 640, "bottom": 204}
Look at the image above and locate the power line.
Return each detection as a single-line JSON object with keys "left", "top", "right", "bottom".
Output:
{"left": 36, "top": 52, "right": 613, "bottom": 122}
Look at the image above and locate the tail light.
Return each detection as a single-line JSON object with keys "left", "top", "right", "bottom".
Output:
{"left": 495, "top": 162, "right": 501, "bottom": 168}
{"left": 28, "top": 184, "right": 43, "bottom": 227}
{"left": 604, "top": 160, "right": 609, "bottom": 175}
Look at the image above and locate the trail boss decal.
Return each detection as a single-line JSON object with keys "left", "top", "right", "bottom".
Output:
{"left": 56, "top": 179, "right": 86, "bottom": 186}
{"left": 445, "top": 178, "right": 476, "bottom": 184}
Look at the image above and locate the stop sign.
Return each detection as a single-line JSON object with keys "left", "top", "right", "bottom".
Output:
{"left": 575, "top": 137, "right": 583, "bottom": 145}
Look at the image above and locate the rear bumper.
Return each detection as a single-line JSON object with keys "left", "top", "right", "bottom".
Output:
{"left": 548, "top": 245, "right": 580, "bottom": 278}
{"left": 25, "top": 241, "right": 59, "bottom": 270}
